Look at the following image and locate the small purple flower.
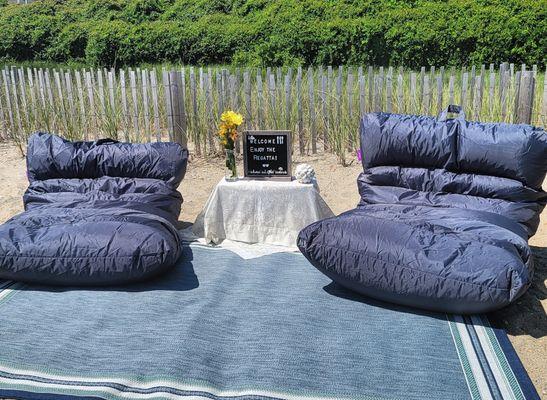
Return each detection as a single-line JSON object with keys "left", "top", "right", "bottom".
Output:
{"left": 356, "top": 149, "right": 362, "bottom": 162}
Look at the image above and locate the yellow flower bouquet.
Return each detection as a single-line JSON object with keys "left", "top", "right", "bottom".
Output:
{"left": 218, "top": 110, "right": 244, "bottom": 180}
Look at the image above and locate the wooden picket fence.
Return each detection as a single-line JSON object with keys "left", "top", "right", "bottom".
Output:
{"left": 0, "top": 63, "right": 545, "bottom": 162}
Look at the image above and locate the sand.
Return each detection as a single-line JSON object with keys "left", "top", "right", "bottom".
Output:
{"left": 0, "top": 141, "right": 545, "bottom": 397}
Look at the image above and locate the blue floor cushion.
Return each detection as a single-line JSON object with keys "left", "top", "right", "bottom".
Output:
{"left": 0, "top": 133, "right": 188, "bottom": 285}
{"left": 299, "top": 107, "right": 547, "bottom": 313}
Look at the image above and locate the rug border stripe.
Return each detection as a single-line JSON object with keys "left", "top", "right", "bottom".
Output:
{"left": 463, "top": 318, "right": 503, "bottom": 400}
{"left": 0, "top": 366, "right": 397, "bottom": 400}
{"left": 469, "top": 315, "right": 519, "bottom": 400}
{"left": 446, "top": 314, "right": 480, "bottom": 400}
{"left": 453, "top": 314, "right": 494, "bottom": 400}
{"left": 0, "top": 282, "right": 24, "bottom": 306}
{"left": 0, "top": 375, "right": 285, "bottom": 400}
{"left": 0, "top": 388, "right": 102, "bottom": 400}
{"left": 483, "top": 317, "right": 540, "bottom": 400}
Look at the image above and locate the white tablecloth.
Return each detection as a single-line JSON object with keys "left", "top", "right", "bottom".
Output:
{"left": 193, "top": 178, "right": 334, "bottom": 248}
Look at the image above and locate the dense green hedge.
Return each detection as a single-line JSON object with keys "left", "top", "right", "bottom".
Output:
{"left": 0, "top": 0, "right": 545, "bottom": 68}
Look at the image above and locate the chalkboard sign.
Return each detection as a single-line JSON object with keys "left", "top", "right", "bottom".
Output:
{"left": 243, "top": 130, "right": 292, "bottom": 181}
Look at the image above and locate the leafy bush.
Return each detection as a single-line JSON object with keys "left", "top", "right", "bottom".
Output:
{"left": 0, "top": 1, "right": 60, "bottom": 61}
{"left": 47, "top": 22, "right": 90, "bottom": 61}
{"left": 122, "top": 0, "right": 168, "bottom": 23}
{"left": 0, "top": 0, "right": 544, "bottom": 67}
{"left": 85, "top": 20, "right": 132, "bottom": 67}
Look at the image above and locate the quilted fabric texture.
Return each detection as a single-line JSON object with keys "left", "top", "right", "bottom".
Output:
{"left": 0, "top": 133, "right": 188, "bottom": 285}
{"left": 299, "top": 110, "right": 547, "bottom": 313}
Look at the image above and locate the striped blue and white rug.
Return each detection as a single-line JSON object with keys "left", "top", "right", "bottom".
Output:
{"left": 0, "top": 243, "right": 539, "bottom": 400}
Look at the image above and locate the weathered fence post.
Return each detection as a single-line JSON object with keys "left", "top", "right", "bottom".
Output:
{"left": 9, "top": 68, "right": 23, "bottom": 137}
{"left": 346, "top": 68, "right": 355, "bottom": 149}
{"left": 0, "top": 77, "right": 6, "bottom": 140}
{"left": 515, "top": 71, "right": 535, "bottom": 124}
{"left": 296, "top": 67, "right": 304, "bottom": 155}
{"left": 308, "top": 67, "right": 316, "bottom": 153}
{"left": 107, "top": 70, "right": 117, "bottom": 137}
{"left": 256, "top": 69, "right": 264, "bottom": 130}
{"left": 96, "top": 69, "right": 107, "bottom": 133}
{"left": 233, "top": 72, "right": 241, "bottom": 153}
{"left": 542, "top": 66, "right": 547, "bottom": 126}
{"left": 142, "top": 70, "right": 151, "bottom": 143}
{"left": 84, "top": 70, "right": 96, "bottom": 140}
{"left": 436, "top": 73, "right": 443, "bottom": 114}
{"left": 268, "top": 72, "right": 276, "bottom": 130}
{"left": 473, "top": 74, "right": 482, "bottom": 120}
{"left": 168, "top": 70, "right": 187, "bottom": 147}
{"left": 385, "top": 68, "right": 392, "bottom": 113}
{"left": 461, "top": 72, "right": 468, "bottom": 113}
{"left": 360, "top": 70, "right": 367, "bottom": 116}
{"left": 129, "top": 70, "right": 139, "bottom": 141}
{"left": 500, "top": 70, "right": 509, "bottom": 122}
{"left": 205, "top": 72, "right": 215, "bottom": 152}
{"left": 1, "top": 70, "right": 14, "bottom": 137}
{"left": 488, "top": 70, "right": 495, "bottom": 119}
{"left": 27, "top": 68, "right": 37, "bottom": 127}
{"left": 396, "top": 68, "right": 404, "bottom": 114}
{"left": 284, "top": 71, "right": 291, "bottom": 131}
{"left": 189, "top": 68, "right": 200, "bottom": 155}
{"left": 17, "top": 68, "right": 29, "bottom": 129}
{"left": 410, "top": 73, "right": 417, "bottom": 114}
{"left": 321, "top": 71, "right": 328, "bottom": 151}
{"left": 162, "top": 69, "right": 174, "bottom": 142}
{"left": 469, "top": 66, "right": 476, "bottom": 111}
{"left": 64, "top": 71, "right": 76, "bottom": 133}
{"left": 422, "top": 74, "right": 430, "bottom": 115}
{"left": 513, "top": 70, "right": 522, "bottom": 123}
{"left": 120, "top": 69, "right": 131, "bottom": 141}
{"left": 149, "top": 69, "right": 161, "bottom": 142}
{"left": 74, "top": 70, "right": 86, "bottom": 136}
{"left": 244, "top": 69, "right": 252, "bottom": 131}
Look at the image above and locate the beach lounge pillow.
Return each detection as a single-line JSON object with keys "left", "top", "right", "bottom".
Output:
{"left": 298, "top": 107, "right": 547, "bottom": 313}
{"left": 0, "top": 133, "right": 188, "bottom": 286}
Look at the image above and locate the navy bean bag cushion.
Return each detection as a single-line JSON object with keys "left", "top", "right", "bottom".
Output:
{"left": 298, "top": 108, "right": 547, "bottom": 313}
{"left": 0, "top": 133, "right": 188, "bottom": 285}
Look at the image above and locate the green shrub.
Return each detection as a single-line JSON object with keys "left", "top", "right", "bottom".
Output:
{"left": 82, "top": 0, "right": 124, "bottom": 21}
{"left": 122, "top": 0, "right": 168, "bottom": 23}
{"left": 0, "top": 0, "right": 544, "bottom": 67}
{"left": 126, "top": 21, "right": 190, "bottom": 64}
{"left": 0, "top": 2, "right": 60, "bottom": 61}
{"left": 47, "top": 22, "right": 90, "bottom": 61}
{"left": 85, "top": 20, "right": 132, "bottom": 67}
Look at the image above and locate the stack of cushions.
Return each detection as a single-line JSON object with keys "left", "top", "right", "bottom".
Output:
{"left": 298, "top": 107, "right": 547, "bottom": 313}
{"left": 0, "top": 133, "right": 188, "bottom": 285}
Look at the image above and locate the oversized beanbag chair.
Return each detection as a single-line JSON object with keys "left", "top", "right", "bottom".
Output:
{"left": 0, "top": 133, "right": 188, "bottom": 285}
{"left": 298, "top": 107, "right": 547, "bottom": 313}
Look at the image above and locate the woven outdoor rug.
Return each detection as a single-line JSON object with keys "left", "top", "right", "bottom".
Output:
{"left": 0, "top": 243, "right": 539, "bottom": 400}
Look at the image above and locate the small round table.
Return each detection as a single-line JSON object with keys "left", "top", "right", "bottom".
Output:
{"left": 193, "top": 178, "right": 334, "bottom": 248}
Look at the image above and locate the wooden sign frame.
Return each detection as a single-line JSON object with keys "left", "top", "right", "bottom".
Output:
{"left": 243, "top": 130, "right": 292, "bottom": 181}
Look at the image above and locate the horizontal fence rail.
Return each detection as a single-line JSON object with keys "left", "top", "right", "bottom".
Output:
{"left": 0, "top": 63, "right": 545, "bottom": 163}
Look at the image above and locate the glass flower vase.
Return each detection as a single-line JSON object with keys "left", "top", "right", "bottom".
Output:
{"left": 225, "top": 149, "right": 237, "bottom": 181}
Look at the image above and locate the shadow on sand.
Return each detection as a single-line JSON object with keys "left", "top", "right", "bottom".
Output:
{"left": 489, "top": 246, "right": 547, "bottom": 339}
